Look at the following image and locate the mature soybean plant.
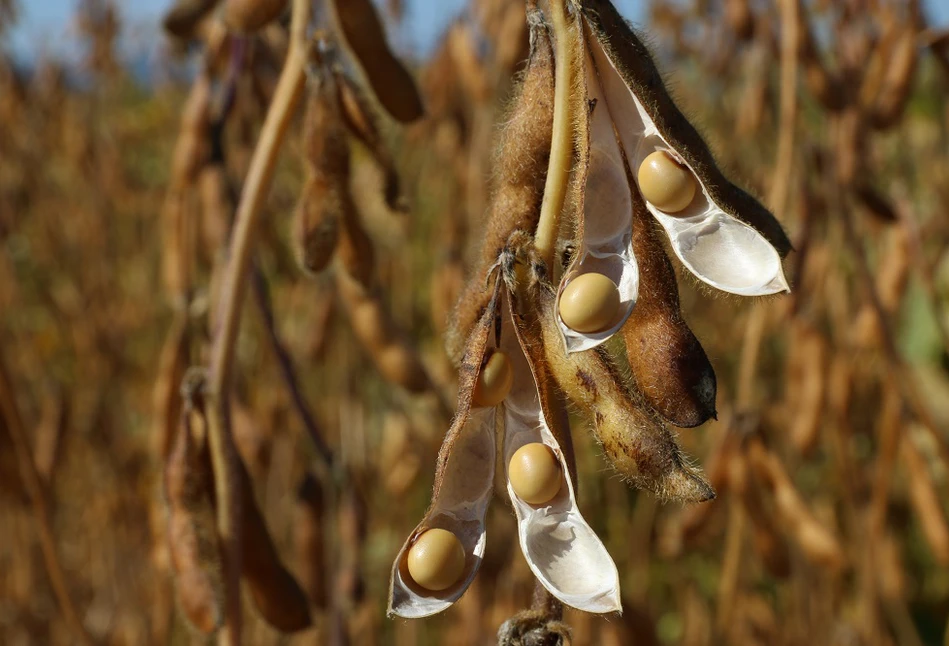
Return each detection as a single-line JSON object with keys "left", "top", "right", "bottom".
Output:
{"left": 388, "top": 0, "right": 789, "bottom": 638}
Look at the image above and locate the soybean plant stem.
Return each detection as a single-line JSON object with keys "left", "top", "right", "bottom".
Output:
{"left": 534, "top": 0, "right": 574, "bottom": 270}
{"left": 206, "top": 0, "right": 311, "bottom": 643}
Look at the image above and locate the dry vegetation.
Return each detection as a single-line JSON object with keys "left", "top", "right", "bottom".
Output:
{"left": 1, "top": 0, "right": 949, "bottom": 644}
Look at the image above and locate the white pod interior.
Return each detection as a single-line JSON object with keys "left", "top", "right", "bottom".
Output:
{"left": 388, "top": 406, "right": 496, "bottom": 618}
{"left": 586, "top": 30, "right": 789, "bottom": 296}
{"left": 502, "top": 294, "right": 622, "bottom": 613}
{"left": 556, "top": 45, "right": 639, "bottom": 353}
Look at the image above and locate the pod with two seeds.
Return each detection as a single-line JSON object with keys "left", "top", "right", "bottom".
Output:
{"left": 576, "top": 0, "right": 791, "bottom": 296}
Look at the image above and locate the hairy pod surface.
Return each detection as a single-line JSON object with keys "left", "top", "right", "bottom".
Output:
{"left": 621, "top": 187, "right": 716, "bottom": 428}
{"left": 535, "top": 265, "right": 713, "bottom": 502}
{"left": 447, "top": 9, "right": 555, "bottom": 364}
{"left": 328, "top": 0, "right": 424, "bottom": 123}
{"left": 576, "top": 0, "right": 791, "bottom": 296}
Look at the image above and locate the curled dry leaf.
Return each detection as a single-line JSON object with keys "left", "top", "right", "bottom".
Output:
{"left": 534, "top": 264, "right": 714, "bottom": 503}
{"left": 503, "top": 271, "right": 621, "bottom": 613}
{"left": 328, "top": 0, "right": 424, "bottom": 123}
{"left": 388, "top": 275, "right": 502, "bottom": 618}
{"left": 621, "top": 184, "right": 716, "bottom": 428}
{"left": 447, "top": 8, "right": 554, "bottom": 364}
{"left": 576, "top": 0, "right": 791, "bottom": 296}
{"left": 555, "top": 39, "right": 638, "bottom": 353}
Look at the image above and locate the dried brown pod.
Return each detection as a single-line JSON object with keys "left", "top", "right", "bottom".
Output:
{"left": 900, "top": 436, "right": 949, "bottom": 565}
{"left": 162, "top": 0, "right": 219, "bottom": 40}
{"left": 328, "top": 0, "right": 424, "bottom": 123}
{"left": 293, "top": 176, "right": 341, "bottom": 275}
{"left": 728, "top": 447, "right": 790, "bottom": 579}
{"left": 294, "top": 70, "right": 350, "bottom": 276}
{"left": 786, "top": 323, "right": 826, "bottom": 455}
{"left": 239, "top": 461, "right": 312, "bottom": 632}
{"left": 335, "top": 269, "right": 431, "bottom": 394}
{"left": 621, "top": 186, "right": 716, "bottom": 428}
{"left": 530, "top": 264, "right": 713, "bottom": 502}
{"left": 446, "top": 23, "right": 490, "bottom": 104}
{"left": 576, "top": 0, "right": 791, "bottom": 294}
{"left": 164, "top": 404, "right": 223, "bottom": 635}
{"left": 152, "top": 315, "right": 190, "bottom": 460}
{"left": 447, "top": 9, "right": 555, "bottom": 363}
{"left": 223, "top": 0, "right": 287, "bottom": 34}
{"left": 868, "top": 25, "right": 918, "bottom": 129}
{"left": 747, "top": 438, "right": 844, "bottom": 571}
{"left": 293, "top": 472, "right": 327, "bottom": 608}
{"left": 333, "top": 70, "right": 405, "bottom": 213}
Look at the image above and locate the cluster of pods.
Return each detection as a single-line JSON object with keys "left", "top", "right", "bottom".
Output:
{"left": 389, "top": 0, "right": 791, "bottom": 619}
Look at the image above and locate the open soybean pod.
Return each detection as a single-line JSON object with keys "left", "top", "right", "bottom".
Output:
{"left": 328, "top": 0, "right": 424, "bottom": 123}
{"left": 447, "top": 7, "right": 554, "bottom": 364}
{"left": 621, "top": 185, "right": 716, "bottom": 428}
{"left": 388, "top": 275, "right": 503, "bottom": 618}
{"left": 555, "top": 29, "right": 639, "bottom": 353}
{"left": 575, "top": 0, "right": 791, "bottom": 296}
{"left": 502, "top": 275, "right": 621, "bottom": 613}
{"left": 535, "top": 264, "right": 714, "bottom": 503}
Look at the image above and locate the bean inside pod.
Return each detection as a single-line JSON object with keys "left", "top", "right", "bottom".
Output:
{"left": 558, "top": 272, "right": 621, "bottom": 334}
{"left": 508, "top": 442, "right": 562, "bottom": 505}
{"left": 406, "top": 528, "right": 466, "bottom": 592}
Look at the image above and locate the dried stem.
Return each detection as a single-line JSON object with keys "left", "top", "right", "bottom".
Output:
{"left": 769, "top": 0, "right": 800, "bottom": 218}
{"left": 0, "top": 348, "right": 97, "bottom": 646}
{"left": 534, "top": 0, "right": 574, "bottom": 269}
{"left": 205, "top": 1, "right": 311, "bottom": 643}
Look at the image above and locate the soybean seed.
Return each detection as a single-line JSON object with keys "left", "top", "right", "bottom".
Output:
{"left": 406, "top": 528, "right": 466, "bottom": 592}
{"left": 638, "top": 150, "right": 696, "bottom": 214}
{"left": 559, "top": 273, "right": 621, "bottom": 333}
{"left": 509, "top": 443, "right": 562, "bottom": 505}
{"left": 473, "top": 350, "right": 513, "bottom": 407}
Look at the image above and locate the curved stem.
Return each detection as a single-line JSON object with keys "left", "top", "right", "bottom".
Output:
{"left": 534, "top": 0, "right": 575, "bottom": 270}
{"left": 205, "top": 1, "right": 311, "bottom": 643}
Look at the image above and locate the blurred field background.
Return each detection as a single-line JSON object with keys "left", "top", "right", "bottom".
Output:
{"left": 2, "top": 0, "right": 949, "bottom": 644}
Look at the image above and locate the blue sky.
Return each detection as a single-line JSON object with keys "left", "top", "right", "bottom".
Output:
{"left": 5, "top": 0, "right": 949, "bottom": 64}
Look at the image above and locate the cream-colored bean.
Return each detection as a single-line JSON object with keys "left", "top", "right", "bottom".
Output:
{"left": 638, "top": 150, "right": 696, "bottom": 214}
{"left": 509, "top": 443, "right": 562, "bottom": 505}
{"left": 406, "top": 528, "right": 466, "bottom": 592}
{"left": 559, "top": 273, "right": 620, "bottom": 333}
{"left": 473, "top": 350, "right": 513, "bottom": 407}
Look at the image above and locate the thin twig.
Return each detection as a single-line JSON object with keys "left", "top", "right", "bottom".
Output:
{"left": 0, "top": 347, "right": 97, "bottom": 646}
{"left": 205, "top": 1, "right": 311, "bottom": 643}
{"left": 250, "top": 264, "right": 334, "bottom": 466}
